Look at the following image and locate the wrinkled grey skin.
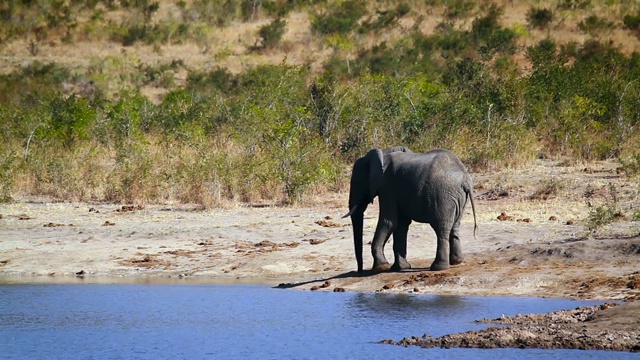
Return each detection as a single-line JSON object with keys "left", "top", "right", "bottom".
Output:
{"left": 343, "top": 147, "right": 477, "bottom": 273}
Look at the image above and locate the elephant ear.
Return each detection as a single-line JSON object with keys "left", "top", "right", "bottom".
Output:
{"left": 366, "top": 149, "right": 384, "bottom": 204}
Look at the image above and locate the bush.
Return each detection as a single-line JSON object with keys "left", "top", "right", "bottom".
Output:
{"left": 586, "top": 184, "right": 624, "bottom": 230}
{"left": 0, "top": 62, "right": 71, "bottom": 106}
{"left": 471, "top": 4, "right": 504, "bottom": 44}
{"left": 471, "top": 4, "right": 518, "bottom": 58}
{"left": 623, "top": 13, "right": 640, "bottom": 32}
{"left": 311, "top": 0, "right": 367, "bottom": 35}
{"left": 254, "top": 18, "right": 287, "bottom": 50}
{"left": 443, "top": 0, "right": 475, "bottom": 19}
{"left": 526, "top": 7, "right": 554, "bottom": 30}
{"left": 480, "top": 27, "right": 518, "bottom": 58}
{"left": 44, "top": 95, "right": 96, "bottom": 148}
{"left": 578, "top": 15, "right": 614, "bottom": 36}
{"left": 358, "top": 3, "right": 411, "bottom": 34}
{"left": 105, "top": 90, "right": 155, "bottom": 143}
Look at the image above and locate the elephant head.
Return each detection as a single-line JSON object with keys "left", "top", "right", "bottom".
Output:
{"left": 343, "top": 146, "right": 411, "bottom": 272}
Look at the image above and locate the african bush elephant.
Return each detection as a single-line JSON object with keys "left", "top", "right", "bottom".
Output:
{"left": 343, "top": 147, "right": 477, "bottom": 273}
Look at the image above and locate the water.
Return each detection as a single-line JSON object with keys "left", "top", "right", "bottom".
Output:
{"left": 0, "top": 283, "right": 635, "bottom": 359}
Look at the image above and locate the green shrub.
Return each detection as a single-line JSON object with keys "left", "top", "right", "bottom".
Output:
{"left": 443, "top": 0, "right": 475, "bottom": 19}
{"left": 229, "top": 64, "right": 336, "bottom": 202}
{"left": 0, "top": 62, "right": 71, "bottom": 106}
{"left": 480, "top": 27, "right": 518, "bottom": 58}
{"left": 262, "top": 0, "right": 295, "bottom": 18}
{"left": 469, "top": 4, "right": 518, "bottom": 59}
{"left": 187, "top": 67, "right": 239, "bottom": 94}
{"left": 433, "top": 22, "right": 471, "bottom": 59}
{"left": 358, "top": 3, "right": 411, "bottom": 33}
{"left": 156, "top": 89, "right": 212, "bottom": 135}
{"left": 623, "top": 13, "right": 640, "bottom": 32}
{"left": 526, "top": 7, "right": 554, "bottom": 30}
{"left": 311, "top": 0, "right": 367, "bottom": 35}
{"left": 525, "top": 38, "right": 564, "bottom": 69}
{"left": 586, "top": 184, "right": 624, "bottom": 230}
{"left": 578, "top": 15, "right": 614, "bottom": 36}
{"left": 471, "top": 4, "right": 504, "bottom": 44}
{"left": 44, "top": 95, "right": 96, "bottom": 148}
{"left": 105, "top": 90, "right": 155, "bottom": 143}
{"left": 254, "top": 18, "right": 287, "bottom": 50}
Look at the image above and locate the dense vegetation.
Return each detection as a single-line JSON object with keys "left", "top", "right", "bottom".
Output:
{"left": 1, "top": 0, "right": 640, "bottom": 205}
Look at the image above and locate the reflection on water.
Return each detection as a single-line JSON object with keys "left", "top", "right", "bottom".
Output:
{"left": 0, "top": 283, "right": 636, "bottom": 360}
{"left": 349, "top": 292, "right": 467, "bottom": 315}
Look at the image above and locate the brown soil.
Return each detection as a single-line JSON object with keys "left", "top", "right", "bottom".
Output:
{"left": 1, "top": 159, "right": 639, "bottom": 351}
{"left": 383, "top": 302, "right": 640, "bottom": 352}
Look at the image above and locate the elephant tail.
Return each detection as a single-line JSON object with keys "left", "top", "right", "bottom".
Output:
{"left": 465, "top": 184, "right": 478, "bottom": 239}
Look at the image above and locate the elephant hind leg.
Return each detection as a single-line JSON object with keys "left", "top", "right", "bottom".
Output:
{"left": 430, "top": 222, "right": 452, "bottom": 271}
{"left": 449, "top": 221, "right": 463, "bottom": 266}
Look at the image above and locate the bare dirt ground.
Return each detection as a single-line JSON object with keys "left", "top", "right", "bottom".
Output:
{"left": 1, "top": 159, "right": 639, "bottom": 351}
{"left": 383, "top": 302, "right": 640, "bottom": 352}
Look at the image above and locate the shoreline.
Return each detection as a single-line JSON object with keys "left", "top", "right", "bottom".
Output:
{"left": 1, "top": 160, "right": 639, "bottom": 352}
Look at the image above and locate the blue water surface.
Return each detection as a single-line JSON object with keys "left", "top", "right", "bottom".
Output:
{"left": 0, "top": 283, "right": 635, "bottom": 359}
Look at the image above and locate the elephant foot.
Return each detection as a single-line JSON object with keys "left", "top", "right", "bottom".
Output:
{"left": 449, "top": 255, "right": 464, "bottom": 266}
{"left": 371, "top": 262, "right": 391, "bottom": 273}
{"left": 390, "top": 259, "right": 412, "bottom": 272}
{"left": 430, "top": 260, "right": 450, "bottom": 271}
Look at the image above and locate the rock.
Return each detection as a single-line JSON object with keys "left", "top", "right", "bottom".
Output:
{"left": 497, "top": 212, "right": 514, "bottom": 221}
{"left": 315, "top": 219, "right": 342, "bottom": 228}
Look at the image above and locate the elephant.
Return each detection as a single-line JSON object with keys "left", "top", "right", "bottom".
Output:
{"left": 343, "top": 147, "right": 477, "bottom": 273}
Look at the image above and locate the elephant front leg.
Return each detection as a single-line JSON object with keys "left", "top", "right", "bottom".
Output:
{"left": 371, "top": 218, "right": 393, "bottom": 272}
{"left": 390, "top": 218, "right": 412, "bottom": 271}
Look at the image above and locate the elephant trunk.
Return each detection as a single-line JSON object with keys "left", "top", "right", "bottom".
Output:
{"left": 351, "top": 211, "right": 364, "bottom": 273}
{"left": 343, "top": 203, "right": 366, "bottom": 273}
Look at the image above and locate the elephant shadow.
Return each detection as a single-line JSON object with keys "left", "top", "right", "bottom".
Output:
{"left": 273, "top": 267, "right": 432, "bottom": 290}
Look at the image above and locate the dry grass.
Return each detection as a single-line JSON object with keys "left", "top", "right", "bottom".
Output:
{"left": 2, "top": 0, "right": 639, "bottom": 81}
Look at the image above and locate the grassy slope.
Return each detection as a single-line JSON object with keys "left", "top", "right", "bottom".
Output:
{"left": 1, "top": 0, "right": 639, "bottom": 102}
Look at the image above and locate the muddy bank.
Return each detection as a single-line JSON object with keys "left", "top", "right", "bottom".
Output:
{"left": 383, "top": 302, "right": 640, "bottom": 352}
